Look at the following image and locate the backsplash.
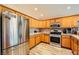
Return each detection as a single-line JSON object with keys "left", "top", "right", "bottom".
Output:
{"left": 30, "top": 28, "right": 40, "bottom": 34}
{"left": 30, "top": 28, "right": 50, "bottom": 35}
{"left": 40, "top": 28, "right": 50, "bottom": 34}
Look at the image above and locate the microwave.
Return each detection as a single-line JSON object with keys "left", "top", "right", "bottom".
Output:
{"left": 51, "top": 23, "right": 60, "bottom": 28}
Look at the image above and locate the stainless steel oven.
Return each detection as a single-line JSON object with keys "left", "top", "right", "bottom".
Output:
{"left": 50, "top": 23, "right": 61, "bottom": 44}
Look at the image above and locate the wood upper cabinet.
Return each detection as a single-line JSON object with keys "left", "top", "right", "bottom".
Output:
{"left": 71, "top": 16, "right": 79, "bottom": 27}
{"left": 55, "top": 16, "right": 79, "bottom": 28}
{"left": 45, "top": 20, "right": 51, "bottom": 28}
{"left": 0, "top": 6, "right": 2, "bottom": 11}
{"left": 29, "top": 36, "right": 35, "bottom": 49}
{"left": 58, "top": 17, "right": 72, "bottom": 28}
{"left": 39, "top": 20, "right": 51, "bottom": 28}
{"left": 50, "top": 19, "right": 55, "bottom": 25}
{"left": 30, "top": 19, "right": 54, "bottom": 28}
{"left": 61, "top": 35, "right": 71, "bottom": 49}
{"left": 29, "top": 19, "right": 39, "bottom": 28}
{"left": 73, "top": 38, "right": 78, "bottom": 55}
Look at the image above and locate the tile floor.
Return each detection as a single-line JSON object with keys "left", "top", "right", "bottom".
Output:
{"left": 30, "top": 43, "right": 73, "bottom": 55}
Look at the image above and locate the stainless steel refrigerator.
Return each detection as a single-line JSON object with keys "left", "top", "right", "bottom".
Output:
{"left": 0, "top": 11, "right": 29, "bottom": 55}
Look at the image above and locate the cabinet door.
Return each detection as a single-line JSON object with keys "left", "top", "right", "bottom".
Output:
{"left": 29, "top": 19, "right": 39, "bottom": 28}
{"left": 73, "top": 39, "right": 78, "bottom": 55}
{"left": 71, "top": 16, "right": 79, "bottom": 27}
{"left": 36, "top": 35, "right": 40, "bottom": 45}
{"left": 70, "top": 37, "right": 74, "bottom": 52}
{"left": 62, "top": 36, "right": 71, "bottom": 49}
{"left": 41, "top": 34, "right": 45, "bottom": 42}
{"left": 29, "top": 37, "right": 35, "bottom": 49}
{"left": 44, "top": 34, "right": 50, "bottom": 43}
{"left": 78, "top": 41, "right": 79, "bottom": 55}
{"left": 44, "top": 20, "right": 50, "bottom": 28}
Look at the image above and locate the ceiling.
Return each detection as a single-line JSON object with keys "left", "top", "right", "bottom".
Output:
{"left": 3, "top": 4, "right": 79, "bottom": 20}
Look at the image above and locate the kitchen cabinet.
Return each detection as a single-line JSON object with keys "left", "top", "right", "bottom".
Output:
{"left": 78, "top": 41, "right": 79, "bottom": 55}
{"left": 29, "top": 34, "right": 50, "bottom": 49}
{"left": 44, "top": 20, "right": 51, "bottom": 28}
{"left": 29, "top": 36, "right": 36, "bottom": 49}
{"left": 29, "top": 19, "right": 39, "bottom": 28}
{"left": 44, "top": 34, "right": 50, "bottom": 43}
{"left": 39, "top": 20, "right": 51, "bottom": 28}
{"left": 50, "top": 19, "right": 55, "bottom": 26}
{"left": 55, "top": 16, "right": 79, "bottom": 28}
{"left": 29, "top": 34, "right": 41, "bottom": 49}
{"left": 30, "top": 19, "right": 54, "bottom": 28}
{"left": 70, "top": 36, "right": 74, "bottom": 53}
{"left": 63, "top": 17, "right": 72, "bottom": 28}
{"left": 73, "top": 38, "right": 78, "bottom": 55}
{"left": 61, "top": 35, "right": 71, "bottom": 49}
{"left": 71, "top": 16, "right": 79, "bottom": 27}
{"left": 56, "top": 19, "right": 62, "bottom": 27}
{"left": 36, "top": 35, "right": 41, "bottom": 45}
{"left": 40, "top": 34, "right": 50, "bottom": 43}
{"left": 40, "top": 34, "right": 45, "bottom": 42}
{"left": 59, "top": 17, "right": 72, "bottom": 28}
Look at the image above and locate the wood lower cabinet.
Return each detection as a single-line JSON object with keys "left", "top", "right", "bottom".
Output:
{"left": 36, "top": 35, "right": 41, "bottom": 45}
{"left": 29, "top": 34, "right": 50, "bottom": 49}
{"left": 70, "top": 37, "right": 74, "bottom": 53}
{"left": 73, "top": 39, "right": 78, "bottom": 55}
{"left": 41, "top": 34, "right": 50, "bottom": 43}
{"left": 61, "top": 35, "right": 70, "bottom": 48}
{"left": 29, "top": 36, "right": 35, "bottom": 49}
{"left": 41, "top": 34, "right": 45, "bottom": 42}
{"left": 44, "top": 34, "right": 50, "bottom": 43}
{"left": 62, "top": 35, "right": 71, "bottom": 49}
{"left": 62, "top": 35, "right": 79, "bottom": 55}
{"left": 71, "top": 36, "right": 78, "bottom": 55}
{"left": 78, "top": 41, "right": 79, "bottom": 55}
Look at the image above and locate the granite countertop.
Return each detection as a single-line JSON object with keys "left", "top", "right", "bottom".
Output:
{"left": 30, "top": 32, "right": 50, "bottom": 36}
{"left": 71, "top": 34, "right": 79, "bottom": 40}
{"left": 62, "top": 34, "right": 79, "bottom": 40}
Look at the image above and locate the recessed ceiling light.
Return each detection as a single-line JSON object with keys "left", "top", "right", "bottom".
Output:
{"left": 67, "top": 6, "right": 71, "bottom": 10}
{"left": 40, "top": 14, "right": 44, "bottom": 16}
{"left": 34, "top": 8, "right": 38, "bottom": 11}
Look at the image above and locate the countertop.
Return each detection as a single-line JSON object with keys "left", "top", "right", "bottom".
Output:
{"left": 30, "top": 33, "right": 79, "bottom": 41}
{"left": 30, "top": 32, "right": 50, "bottom": 36}
{"left": 62, "top": 34, "right": 79, "bottom": 40}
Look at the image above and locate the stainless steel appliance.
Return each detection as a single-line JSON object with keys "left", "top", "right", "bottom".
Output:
{"left": 0, "top": 10, "right": 2, "bottom": 55}
{"left": 50, "top": 23, "right": 61, "bottom": 43}
{"left": 77, "top": 21, "right": 79, "bottom": 34}
{"left": 0, "top": 11, "right": 29, "bottom": 55}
